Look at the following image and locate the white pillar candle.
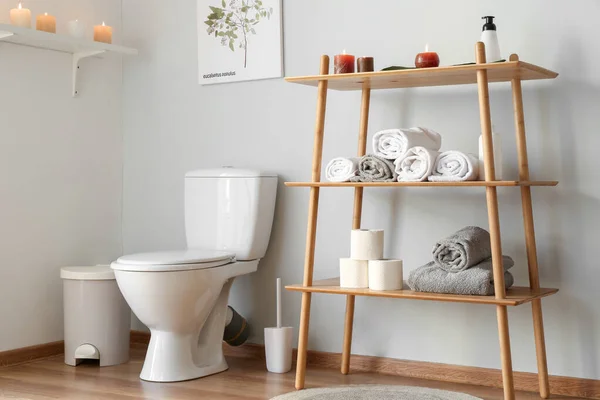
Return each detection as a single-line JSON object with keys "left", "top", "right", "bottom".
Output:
{"left": 339, "top": 258, "right": 369, "bottom": 289}
{"left": 67, "top": 19, "right": 86, "bottom": 38}
{"left": 368, "top": 259, "right": 403, "bottom": 291}
{"left": 10, "top": 2, "right": 31, "bottom": 28}
{"left": 350, "top": 229, "right": 384, "bottom": 260}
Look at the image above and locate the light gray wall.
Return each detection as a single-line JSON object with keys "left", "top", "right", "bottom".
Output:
{"left": 122, "top": 0, "right": 600, "bottom": 379}
{"left": 0, "top": 0, "right": 124, "bottom": 351}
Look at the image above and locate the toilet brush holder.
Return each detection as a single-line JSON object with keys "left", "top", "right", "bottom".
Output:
{"left": 264, "top": 326, "right": 293, "bottom": 373}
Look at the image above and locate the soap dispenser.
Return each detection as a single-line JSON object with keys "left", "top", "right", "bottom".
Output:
{"left": 481, "top": 16, "right": 501, "bottom": 62}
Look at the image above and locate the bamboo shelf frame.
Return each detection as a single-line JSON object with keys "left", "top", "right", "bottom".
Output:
{"left": 285, "top": 45, "right": 558, "bottom": 400}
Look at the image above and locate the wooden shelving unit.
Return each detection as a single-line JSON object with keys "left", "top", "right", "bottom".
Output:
{"left": 284, "top": 44, "right": 559, "bottom": 400}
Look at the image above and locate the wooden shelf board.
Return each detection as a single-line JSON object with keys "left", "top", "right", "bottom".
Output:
{"left": 285, "top": 61, "right": 558, "bottom": 91}
{"left": 0, "top": 23, "right": 137, "bottom": 55}
{"left": 285, "top": 180, "right": 558, "bottom": 188}
{"left": 286, "top": 278, "right": 558, "bottom": 306}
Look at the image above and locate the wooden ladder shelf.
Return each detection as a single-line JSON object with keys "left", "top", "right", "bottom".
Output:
{"left": 284, "top": 43, "right": 558, "bottom": 400}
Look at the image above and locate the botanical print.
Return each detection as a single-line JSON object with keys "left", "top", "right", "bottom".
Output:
{"left": 197, "top": 0, "right": 283, "bottom": 85}
{"left": 204, "top": 0, "right": 274, "bottom": 68}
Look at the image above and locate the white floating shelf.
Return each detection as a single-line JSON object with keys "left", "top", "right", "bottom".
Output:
{"left": 0, "top": 23, "right": 138, "bottom": 97}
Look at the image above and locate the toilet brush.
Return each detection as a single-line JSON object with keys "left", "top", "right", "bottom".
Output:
{"left": 264, "top": 278, "right": 293, "bottom": 373}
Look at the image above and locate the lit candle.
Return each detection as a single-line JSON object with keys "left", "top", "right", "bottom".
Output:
{"left": 93, "top": 21, "right": 112, "bottom": 44}
{"left": 67, "top": 20, "right": 86, "bottom": 38}
{"left": 36, "top": 13, "right": 56, "bottom": 33}
{"left": 334, "top": 50, "right": 355, "bottom": 74}
{"left": 415, "top": 44, "right": 440, "bottom": 68}
{"left": 10, "top": 2, "right": 31, "bottom": 28}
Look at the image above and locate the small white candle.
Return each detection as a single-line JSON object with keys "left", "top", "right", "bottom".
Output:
{"left": 93, "top": 21, "right": 112, "bottom": 44}
{"left": 67, "top": 19, "right": 86, "bottom": 38}
{"left": 10, "top": 2, "right": 32, "bottom": 28}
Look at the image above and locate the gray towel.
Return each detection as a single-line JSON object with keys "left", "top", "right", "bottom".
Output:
{"left": 433, "top": 226, "right": 492, "bottom": 272}
{"left": 408, "top": 256, "right": 515, "bottom": 296}
{"left": 350, "top": 154, "right": 398, "bottom": 182}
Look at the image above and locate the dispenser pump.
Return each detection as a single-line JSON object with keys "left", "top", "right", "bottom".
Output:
{"left": 482, "top": 16, "right": 497, "bottom": 31}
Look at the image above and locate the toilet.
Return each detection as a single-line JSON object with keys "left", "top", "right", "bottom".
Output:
{"left": 111, "top": 168, "right": 277, "bottom": 382}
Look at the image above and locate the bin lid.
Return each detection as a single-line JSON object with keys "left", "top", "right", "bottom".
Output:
{"left": 61, "top": 266, "right": 115, "bottom": 281}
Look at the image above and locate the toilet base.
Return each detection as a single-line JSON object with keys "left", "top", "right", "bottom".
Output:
{"left": 140, "top": 331, "right": 229, "bottom": 382}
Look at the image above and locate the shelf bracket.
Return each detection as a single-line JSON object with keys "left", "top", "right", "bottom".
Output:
{"left": 72, "top": 50, "right": 106, "bottom": 97}
{"left": 0, "top": 31, "right": 14, "bottom": 41}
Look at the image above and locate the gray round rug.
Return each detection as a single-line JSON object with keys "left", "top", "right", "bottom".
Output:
{"left": 271, "top": 385, "right": 483, "bottom": 400}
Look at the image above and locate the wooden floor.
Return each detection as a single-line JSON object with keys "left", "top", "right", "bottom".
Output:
{"left": 0, "top": 345, "right": 584, "bottom": 399}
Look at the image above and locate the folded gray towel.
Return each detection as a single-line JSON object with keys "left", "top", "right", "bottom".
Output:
{"left": 408, "top": 256, "right": 515, "bottom": 296}
{"left": 350, "top": 154, "right": 397, "bottom": 182}
{"left": 433, "top": 226, "right": 492, "bottom": 273}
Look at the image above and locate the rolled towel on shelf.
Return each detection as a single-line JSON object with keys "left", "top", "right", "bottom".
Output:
{"left": 325, "top": 157, "right": 360, "bottom": 182}
{"left": 433, "top": 226, "right": 491, "bottom": 273}
{"left": 428, "top": 151, "right": 479, "bottom": 182}
{"left": 350, "top": 154, "right": 397, "bottom": 182}
{"left": 407, "top": 255, "right": 515, "bottom": 296}
{"left": 372, "top": 127, "right": 442, "bottom": 160}
{"left": 394, "top": 146, "right": 440, "bottom": 182}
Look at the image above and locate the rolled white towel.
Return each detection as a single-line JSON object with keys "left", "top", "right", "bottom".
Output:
{"left": 372, "top": 127, "right": 442, "bottom": 160}
{"left": 428, "top": 151, "right": 479, "bottom": 182}
{"left": 394, "top": 146, "right": 440, "bottom": 182}
{"left": 325, "top": 157, "right": 359, "bottom": 182}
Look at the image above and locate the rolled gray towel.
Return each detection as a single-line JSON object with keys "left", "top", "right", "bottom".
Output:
{"left": 350, "top": 154, "right": 397, "bottom": 182}
{"left": 433, "top": 226, "right": 492, "bottom": 272}
{"left": 408, "top": 255, "right": 515, "bottom": 296}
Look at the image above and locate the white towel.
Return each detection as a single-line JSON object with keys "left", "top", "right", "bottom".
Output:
{"left": 428, "top": 151, "right": 479, "bottom": 182}
{"left": 394, "top": 146, "right": 440, "bottom": 182}
{"left": 372, "top": 127, "right": 442, "bottom": 160}
{"left": 325, "top": 157, "right": 359, "bottom": 182}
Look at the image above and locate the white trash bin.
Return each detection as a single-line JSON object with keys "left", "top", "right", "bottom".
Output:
{"left": 61, "top": 266, "right": 130, "bottom": 366}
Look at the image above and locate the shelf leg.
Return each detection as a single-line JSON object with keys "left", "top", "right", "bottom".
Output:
{"left": 509, "top": 54, "right": 550, "bottom": 399}
{"left": 72, "top": 50, "right": 105, "bottom": 97}
{"left": 295, "top": 55, "right": 330, "bottom": 390}
{"left": 476, "top": 42, "right": 515, "bottom": 400}
{"left": 341, "top": 84, "right": 371, "bottom": 375}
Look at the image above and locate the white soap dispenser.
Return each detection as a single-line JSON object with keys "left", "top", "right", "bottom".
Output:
{"left": 480, "top": 16, "right": 501, "bottom": 62}
{"left": 479, "top": 125, "right": 503, "bottom": 180}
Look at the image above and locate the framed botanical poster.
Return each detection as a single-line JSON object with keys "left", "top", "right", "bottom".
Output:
{"left": 197, "top": 0, "right": 283, "bottom": 85}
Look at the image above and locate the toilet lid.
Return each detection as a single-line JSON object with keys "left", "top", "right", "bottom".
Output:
{"left": 111, "top": 249, "right": 235, "bottom": 272}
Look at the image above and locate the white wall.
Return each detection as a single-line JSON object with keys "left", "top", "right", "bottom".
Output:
{"left": 0, "top": 0, "right": 124, "bottom": 351}
{"left": 121, "top": 0, "right": 600, "bottom": 380}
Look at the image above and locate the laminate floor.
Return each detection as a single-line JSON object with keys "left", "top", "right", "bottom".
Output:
{"left": 0, "top": 345, "right": 583, "bottom": 399}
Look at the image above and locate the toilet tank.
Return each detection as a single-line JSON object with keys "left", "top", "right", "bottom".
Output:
{"left": 184, "top": 168, "right": 278, "bottom": 261}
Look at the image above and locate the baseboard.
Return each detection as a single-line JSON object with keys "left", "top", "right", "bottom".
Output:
{"left": 131, "top": 330, "right": 600, "bottom": 399}
{"left": 4, "top": 331, "right": 599, "bottom": 399}
{"left": 0, "top": 341, "right": 64, "bottom": 367}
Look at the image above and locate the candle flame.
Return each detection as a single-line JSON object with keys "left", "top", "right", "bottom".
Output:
{"left": 18, "top": 2, "right": 22, "bottom": 9}
{"left": 425, "top": 43, "right": 429, "bottom": 52}
{"left": 102, "top": 21, "right": 106, "bottom": 26}
{"left": 342, "top": 49, "right": 346, "bottom": 55}
{"left": 44, "top": 12, "right": 48, "bottom": 16}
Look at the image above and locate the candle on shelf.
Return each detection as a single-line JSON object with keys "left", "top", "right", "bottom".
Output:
{"left": 415, "top": 44, "right": 440, "bottom": 68}
{"left": 93, "top": 21, "right": 112, "bottom": 44}
{"left": 9, "top": 2, "right": 31, "bottom": 28}
{"left": 334, "top": 50, "right": 355, "bottom": 74}
{"left": 67, "top": 20, "right": 86, "bottom": 38}
{"left": 36, "top": 13, "right": 56, "bottom": 33}
{"left": 357, "top": 57, "right": 374, "bottom": 72}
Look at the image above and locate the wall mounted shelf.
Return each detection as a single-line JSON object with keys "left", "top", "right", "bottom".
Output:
{"left": 285, "top": 181, "right": 558, "bottom": 188}
{"left": 0, "top": 23, "right": 138, "bottom": 97}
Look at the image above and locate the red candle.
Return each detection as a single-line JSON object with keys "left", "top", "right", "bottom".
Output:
{"left": 415, "top": 44, "right": 440, "bottom": 68}
{"left": 334, "top": 50, "right": 355, "bottom": 74}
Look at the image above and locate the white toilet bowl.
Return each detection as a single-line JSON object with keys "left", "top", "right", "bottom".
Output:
{"left": 111, "top": 250, "right": 258, "bottom": 382}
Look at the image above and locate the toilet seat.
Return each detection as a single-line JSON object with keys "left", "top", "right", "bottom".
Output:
{"left": 111, "top": 249, "right": 235, "bottom": 272}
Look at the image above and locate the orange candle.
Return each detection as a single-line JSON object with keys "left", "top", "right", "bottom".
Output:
{"left": 94, "top": 21, "right": 112, "bottom": 44}
{"left": 10, "top": 2, "right": 31, "bottom": 28}
{"left": 36, "top": 13, "right": 56, "bottom": 33}
{"left": 334, "top": 50, "right": 355, "bottom": 74}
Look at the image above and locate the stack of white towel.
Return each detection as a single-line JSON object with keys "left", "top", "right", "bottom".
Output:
{"left": 326, "top": 127, "right": 480, "bottom": 183}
